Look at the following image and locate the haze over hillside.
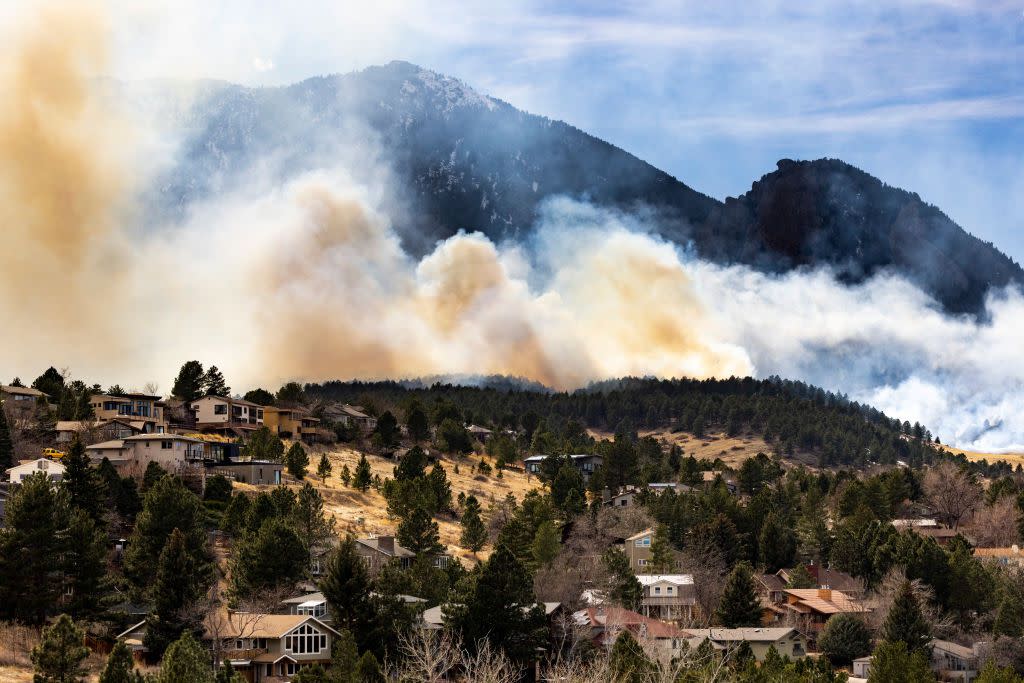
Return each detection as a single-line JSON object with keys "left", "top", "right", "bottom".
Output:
{"left": 140, "top": 61, "right": 1023, "bottom": 316}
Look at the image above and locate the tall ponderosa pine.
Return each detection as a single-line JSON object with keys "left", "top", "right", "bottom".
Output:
{"left": 881, "top": 580, "right": 932, "bottom": 655}
{"left": 61, "top": 508, "right": 111, "bottom": 621}
{"left": 609, "top": 631, "right": 653, "bottom": 683}
{"left": 244, "top": 426, "right": 285, "bottom": 462}
{"left": 62, "top": 436, "right": 105, "bottom": 523}
{"left": 158, "top": 631, "right": 214, "bottom": 683}
{"left": 397, "top": 501, "right": 442, "bottom": 555}
{"left": 445, "top": 544, "right": 547, "bottom": 663}
{"left": 373, "top": 411, "right": 399, "bottom": 448}
{"left": 602, "top": 547, "right": 643, "bottom": 609}
{"left": 74, "top": 389, "right": 94, "bottom": 420}
{"left": 649, "top": 524, "right": 674, "bottom": 574}
{"left": 321, "top": 536, "right": 377, "bottom": 648}
{"left": 531, "top": 520, "right": 560, "bottom": 567}
{"left": 292, "top": 483, "right": 336, "bottom": 566}
{"left": 317, "top": 453, "right": 332, "bottom": 479}
{"left": 99, "top": 641, "right": 143, "bottom": 683}
{"left": 0, "top": 404, "right": 13, "bottom": 472}
{"left": 459, "top": 494, "right": 488, "bottom": 553}
{"left": 285, "top": 442, "right": 309, "bottom": 479}
{"left": 124, "top": 475, "right": 212, "bottom": 593}
{"left": 145, "top": 528, "right": 206, "bottom": 657}
{"left": 868, "top": 641, "right": 933, "bottom": 683}
{"left": 171, "top": 361, "right": 205, "bottom": 402}
{"left": 406, "top": 406, "right": 430, "bottom": 442}
{"left": 759, "top": 511, "right": 798, "bottom": 572}
{"left": 715, "top": 561, "right": 762, "bottom": 628}
{"left": 231, "top": 518, "right": 307, "bottom": 599}
{"left": 202, "top": 365, "right": 230, "bottom": 397}
{"left": 31, "top": 614, "right": 89, "bottom": 683}
{"left": 353, "top": 454, "right": 372, "bottom": 491}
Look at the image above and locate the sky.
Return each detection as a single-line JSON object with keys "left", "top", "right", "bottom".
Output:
{"left": 23, "top": 0, "right": 1019, "bottom": 262}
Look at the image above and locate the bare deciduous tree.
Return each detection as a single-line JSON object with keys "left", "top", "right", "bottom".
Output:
{"left": 866, "top": 568, "right": 954, "bottom": 640}
{"left": 388, "top": 628, "right": 459, "bottom": 682}
{"left": 923, "top": 461, "right": 982, "bottom": 530}
{"left": 966, "top": 496, "right": 1021, "bottom": 547}
{"left": 461, "top": 640, "right": 520, "bottom": 683}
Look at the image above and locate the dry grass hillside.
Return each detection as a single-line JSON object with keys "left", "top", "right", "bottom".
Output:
{"left": 587, "top": 428, "right": 792, "bottom": 469}
{"left": 941, "top": 445, "right": 1024, "bottom": 467}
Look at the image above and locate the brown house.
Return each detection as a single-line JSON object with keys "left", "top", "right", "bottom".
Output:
{"left": 624, "top": 528, "right": 655, "bottom": 573}
{"left": 264, "top": 407, "right": 330, "bottom": 443}
{"left": 193, "top": 395, "right": 265, "bottom": 437}
{"left": 89, "top": 393, "right": 168, "bottom": 434}
{"left": 781, "top": 589, "right": 869, "bottom": 634}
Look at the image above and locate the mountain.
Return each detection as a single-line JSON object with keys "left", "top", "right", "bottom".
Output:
{"left": 141, "top": 61, "right": 1023, "bottom": 314}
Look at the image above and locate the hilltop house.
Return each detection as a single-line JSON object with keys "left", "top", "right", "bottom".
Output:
{"left": 85, "top": 434, "right": 204, "bottom": 478}
{"left": 773, "top": 565, "right": 865, "bottom": 599}
{"left": 264, "top": 406, "right": 329, "bottom": 443}
{"left": 624, "top": 528, "right": 656, "bottom": 573}
{"left": 779, "top": 588, "right": 869, "bottom": 634}
{"left": 0, "top": 384, "right": 47, "bottom": 406}
{"left": 637, "top": 574, "right": 696, "bottom": 622}
{"left": 89, "top": 393, "right": 168, "bottom": 434}
{"left": 6, "top": 458, "right": 65, "bottom": 484}
{"left": 324, "top": 404, "right": 377, "bottom": 432}
{"left": 682, "top": 628, "right": 807, "bottom": 661}
{"left": 193, "top": 396, "right": 265, "bottom": 437}
{"left": 523, "top": 453, "right": 602, "bottom": 483}
{"left": 354, "top": 535, "right": 451, "bottom": 573}
{"left": 892, "top": 518, "right": 958, "bottom": 545}
{"left": 974, "top": 545, "right": 1024, "bottom": 567}
{"left": 55, "top": 419, "right": 140, "bottom": 444}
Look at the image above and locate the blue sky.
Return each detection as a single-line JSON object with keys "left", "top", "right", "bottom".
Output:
{"left": 60, "top": 0, "right": 1024, "bottom": 260}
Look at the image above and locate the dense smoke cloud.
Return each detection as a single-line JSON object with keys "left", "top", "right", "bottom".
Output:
{"left": 3, "top": 2, "right": 1023, "bottom": 454}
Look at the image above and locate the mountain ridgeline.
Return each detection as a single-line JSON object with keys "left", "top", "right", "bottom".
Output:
{"left": 146, "top": 61, "right": 1022, "bottom": 315}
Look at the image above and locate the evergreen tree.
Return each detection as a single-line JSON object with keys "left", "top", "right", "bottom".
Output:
{"left": 32, "top": 367, "right": 65, "bottom": 403}
{"left": 31, "top": 614, "right": 88, "bottom": 683}
{"left": 881, "top": 580, "right": 932, "bottom": 655}
{"left": 242, "top": 388, "right": 275, "bottom": 406}
{"left": 99, "top": 641, "right": 143, "bottom": 683}
{"left": 427, "top": 463, "right": 452, "bottom": 512}
{"left": 406, "top": 406, "right": 430, "bottom": 442}
{"left": 321, "top": 537, "right": 381, "bottom": 654}
{"left": 649, "top": 524, "right": 674, "bottom": 574}
{"left": 145, "top": 528, "right": 205, "bottom": 657}
{"left": 340, "top": 464, "right": 351, "bottom": 486}
{"left": 275, "top": 382, "right": 306, "bottom": 406}
{"left": 221, "top": 494, "right": 251, "bottom": 536}
{"left": 531, "top": 520, "right": 560, "bottom": 567}
{"left": 459, "top": 494, "right": 488, "bottom": 553}
{"left": 397, "top": 501, "right": 442, "bottom": 555}
{"left": 715, "top": 562, "right": 762, "bottom": 628}
{"left": 244, "top": 426, "right": 285, "bottom": 462}
{"left": 158, "top": 631, "right": 214, "bottom": 683}
{"left": 203, "top": 474, "right": 233, "bottom": 503}
{"left": 0, "top": 473, "right": 67, "bottom": 623}
{"left": 202, "top": 366, "right": 230, "bottom": 397}
{"left": 331, "top": 628, "right": 358, "bottom": 682}
{"left": 74, "top": 389, "right": 94, "bottom": 420}
{"left": 292, "top": 665, "right": 329, "bottom": 683}
{"left": 445, "top": 544, "right": 547, "bottom": 663}
{"left": 608, "top": 630, "right": 653, "bottom": 683}
{"left": 171, "top": 361, "right": 205, "bottom": 402}
{"left": 758, "top": 511, "right": 797, "bottom": 572}
{"left": 818, "top": 613, "right": 872, "bottom": 666}
{"left": 353, "top": 455, "right": 372, "bottom": 491}
{"left": 0, "top": 404, "right": 13, "bottom": 471}
{"left": 868, "top": 641, "right": 933, "bottom": 683}
{"left": 124, "top": 475, "right": 212, "bottom": 593}
{"left": 285, "top": 442, "right": 309, "bottom": 479}
{"left": 61, "top": 437, "right": 105, "bottom": 523}
{"left": 785, "top": 564, "right": 817, "bottom": 589}
{"left": 394, "top": 445, "right": 427, "bottom": 481}
{"left": 602, "top": 547, "right": 643, "bottom": 609}
{"left": 975, "top": 661, "right": 1024, "bottom": 683}
{"left": 993, "top": 587, "right": 1024, "bottom": 637}
{"left": 317, "top": 453, "right": 332, "bottom": 479}
{"left": 61, "top": 508, "right": 110, "bottom": 621}
{"left": 292, "top": 482, "right": 336, "bottom": 567}
{"left": 550, "top": 463, "right": 586, "bottom": 517}
{"left": 354, "top": 652, "right": 384, "bottom": 682}
{"left": 214, "top": 661, "right": 245, "bottom": 683}
{"left": 373, "top": 411, "right": 399, "bottom": 448}
{"left": 141, "top": 461, "right": 167, "bottom": 492}
{"left": 230, "top": 518, "right": 307, "bottom": 598}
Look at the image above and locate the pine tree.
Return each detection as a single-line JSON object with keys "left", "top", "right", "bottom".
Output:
{"left": 602, "top": 547, "right": 643, "bottom": 609}
{"left": 881, "top": 580, "right": 932, "bottom": 655}
{"left": 818, "top": 613, "right": 872, "bottom": 666}
{"left": 31, "top": 614, "right": 88, "bottom": 683}
{"left": 145, "top": 528, "right": 205, "bottom": 657}
{"left": 353, "top": 455, "right": 372, "bottom": 491}
{"left": 715, "top": 561, "right": 762, "bottom": 627}
{"left": 397, "top": 501, "right": 442, "bottom": 555}
{"left": 758, "top": 511, "right": 797, "bottom": 572}
{"left": 317, "top": 453, "right": 332, "bottom": 479}
{"left": 321, "top": 537, "right": 376, "bottom": 644}
{"left": 531, "top": 520, "right": 560, "bottom": 567}
{"left": 202, "top": 366, "right": 230, "bottom": 397}
{"left": 785, "top": 564, "right": 817, "bottom": 589}
{"left": 99, "top": 641, "right": 143, "bottom": 683}
{"left": 285, "top": 442, "right": 309, "bottom": 479}
{"left": 609, "top": 630, "right": 653, "bottom": 683}
{"left": 61, "top": 508, "right": 111, "bottom": 621}
{"left": 330, "top": 628, "right": 358, "bottom": 682}
{"left": 406, "top": 406, "right": 430, "bottom": 442}
{"left": 214, "top": 661, "right": 245, "bottom": 683}
{"left": 0, "top": 404, "right": 13, "bottom": 472}
{"left": 460, "top": 495, "right": 488, "bottom": 553}
{"left": 230, "top": 518, "right": 307, "bottom": 599}
{"left": 340, "top": 464, "right": 351, "bottom": 486}
{"left": 158, "top": 631, "right": 214, "bottom": 683}
{"left": 993, "top": 586, "right": 1024, "bottom": 637}
{"left": 373, "top": 411, "right": 399, "bottom": 448}
{"left": 171, "top": 361, "right": 205, "bottom": 402}
{"left": 141, "top": 461, "right": 167, "bottom": 492}
{"left": 74, "top": 389, "right": 94, "bottom": 420}
{"left": 354, "top": 652, "right": 384, "bottom": 682}
{"left": 868, "top": 641, "right": 933, "bottom": 683}
{"left": 427, "top": 463, "right": 452, "bottom": 512}
{"left": 649, "top": 524, "right": 674, "bottom": 573}
{"left": 61, "top": 436, "right": 105, "bottom": 523}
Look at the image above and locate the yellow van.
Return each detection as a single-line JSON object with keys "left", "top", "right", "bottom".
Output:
{"left": 42, "top": 448, "right": 66, "bottom": 459}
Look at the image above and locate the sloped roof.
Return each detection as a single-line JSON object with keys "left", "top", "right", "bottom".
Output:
{"left": 784, "top": 589, "right": 867, "bottom": 615}
{"left": 85, "top": 439, "right": 128, "bottom": 450}
{"left": 626, "top": 528, "right": 655, "bottom": 542}
{"left": 1, "top": 385, "right": 46, "bottom": 397}
{"left": 636, "top": 574, "right": 694, "bottom": 586}
{"left": 931, "top": 639, "right": 976, "bottom": 660}
{"left": 356, "top": 536, "right": 415, "bottom": 558}
{"left": 757, "top": 574, "right": 786, "bottom": 592}
{"left": 204, "top": 613, "right": 339, "bottom": 639}
{"left": 573, "top": 607, "right": 684, "bottom": 640}
{"left": 683, "top": 627, "right": 799, "bottom": 643}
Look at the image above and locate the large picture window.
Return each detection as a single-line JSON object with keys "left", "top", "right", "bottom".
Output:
{"left": 285, "top": 623, "right": 327, "bottom": 655}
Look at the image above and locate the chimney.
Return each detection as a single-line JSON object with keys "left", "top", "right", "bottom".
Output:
{"left": 817, "top": 588, "right": 833, "bottom": 602}
{"left": 378, "top": 535, "right": 395, "bottom": 554}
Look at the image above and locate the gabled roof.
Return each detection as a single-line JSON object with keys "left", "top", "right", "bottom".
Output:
{"left": 85, "top": 439, "right": 128, "bottom": 450}
{"left": 123, "top": 433, "right": 203, "bottom": 443}
{"left": 282, "top": 591, "right": 325, "bottom": 605}
{"left": 757, "top": 574, "right": 786, "bottom": 592}
{"left": 194, "top": 395, "right": 263, "bottom": 408}
{"left": 636, "top": 574, "right": 694, "bottom": 586}
{"left": 784, "top": 589, "right": 867, "bottom": 615}
{"left": 683, "top": 627, "right": 800, "bottom": 643}
{"left": 1, "top": 385, "right": 47, "bottom": 397}
{"left": 356, "top": 536, "right": 415, "bottom": 558}
{"left": 204, "top": 613, "right": 340, "bottom": 640}
{"left": 626, "top": 527, "right": 655, "bottom": 542}
{"left": 931, "top": 639, "right": 976, "bottom": 660}
{"left": 573, "top": 607, "right": 684, "bottom": 640}
{"left": 6, "top": 458, "right": 66, "bottom": 474}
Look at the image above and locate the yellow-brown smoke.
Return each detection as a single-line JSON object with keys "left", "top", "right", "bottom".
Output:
{"left": 0, "top": 1, "right": 134, "bottom": 370}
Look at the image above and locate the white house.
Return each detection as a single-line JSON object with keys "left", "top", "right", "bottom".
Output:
{"left": 6, "top": 458, "right": 66, "bottom": 484}
{"left": 636, "top": 574, "right": 696, "bottom": 621}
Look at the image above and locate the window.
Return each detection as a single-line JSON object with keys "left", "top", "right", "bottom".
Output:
{"left": 265, "top": 664, "right": 272, "bottom": 677}
{"left": 161, "top": 441, "right": 172, "bottom": 449}
{"left": 236, "top": 640, "right": 243, "bottom": 650}
{"left": 654, "top": 587, "right": 661, "bottom": 595}
{"left": 257, "top": 409, "right": 264, "bottom": 419}
{"left": 284, "top": 623, "right": 326, "bottom": 655}
{"left": 637, "top": 559, "right": 648, "bottom": 566}
{"left": 214, "top": 404, "right": 227, "bottom": 415}
{"left": 635, "top": 537, "right": 650, "bottom": 547}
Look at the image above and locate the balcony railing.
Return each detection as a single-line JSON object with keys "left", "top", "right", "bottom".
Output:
{"left": 642, "top": 597, "right": 697, "bottom": 606}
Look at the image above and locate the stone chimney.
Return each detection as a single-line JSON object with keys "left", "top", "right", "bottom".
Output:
{"left": 378, "top": 535, "right": 395, "bottom": 554}
{"left": 817, "top": 588, "right": 833, "bottom": 602}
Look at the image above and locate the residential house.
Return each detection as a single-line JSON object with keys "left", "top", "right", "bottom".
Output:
{"left": 636, "top": 575, "right": 696, "bottom": 622}
{"left": 120, "top": 613, "right": 341, "bottom": 680}
{"left": 573, "top": 607, "right": 686, "bottom": 654}
{"left": 264, "top": 406, "right": 329, "bottom": 443}
{"left": 0, "top": 384, "right": 47, "bottom": 407}
{"left": 781, "top": 589, "right": 869, "bottom": 635}
{"left": 6, "top": 458, "right": 66, "bottom": 484}
{"left": 55, "top": 419, "right": 140, "bottom": 444}
{"left": 210, "top": 461, "right": 283, "bottom": 486}
{"left": 193, "top": 395, "right": 265, "bottom": 437}
{"left": 325, "top": 404, "right": 377, "bottom": 432}
{"left": 466, "top": 424, "right": 493, "bottom": 442}
{"left": 892, "top": 518, "right": 959, "bottom": 545}
{"left": 930, "top": 640, "right": 980, "bottom": 682}
{"left": 701, "top": 470, "right": 738, "bottom": 494}
{"left": 974, "top": 545, "right": 1024, "bottom": 567}
{"left": 523, "top": 453, "right": 603, "bottom": 483}
{"left": 281, "top": 592, "right": 329, "bottom": 620}
{"left": 421, "top": 602, "right": 560, "bottom": 631}
{"left": 775, "top": 565, "right": 865, "bottom": 599}
{"left": 625, "top": 528, "right": 655, "bottom": 573}
{"left": 89, "top": 393, "right": 168, "bottom": 434}
{"left": 85, "top": 434, "right": 204, "bottom": 478}
{"left": 355, "top": 535, "right": 415, "bottom": 573}
{"left": 605, "top": 483, "right": 696, "bottom": 509}
{"left": 682, "top": 628, "right": 808, "bottom": 661}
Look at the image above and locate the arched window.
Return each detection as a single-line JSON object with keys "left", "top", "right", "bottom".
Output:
{"left": 284, "top": 623, "right": 327, "bottom": 655}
